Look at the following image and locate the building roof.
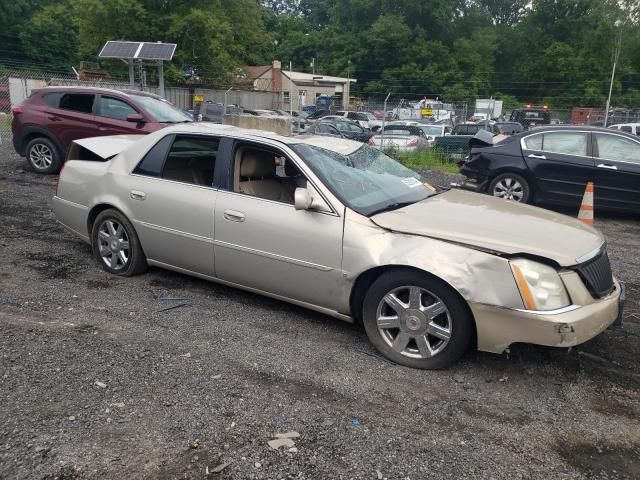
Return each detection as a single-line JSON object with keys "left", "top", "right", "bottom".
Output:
{"left": 243, "top": 65, "right": 271, "bottom": 80}
{"left": 240, "top": 62, "right": 356, "bottom": 87}
{"left": 283, "top": 70, "right": 356, "bottom": 85}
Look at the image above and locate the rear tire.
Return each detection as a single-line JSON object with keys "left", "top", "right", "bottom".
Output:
{"left": 362, "top": 271, "right": 473, "bottom": 369}
{"left": 25, "top": 137, "right": 62, "bottom": 174}
{"left": 91, "top": 209, "right": 147, "bottom": 277}
{"left": 489, "top": 173, "right": 530, "bottom": 203}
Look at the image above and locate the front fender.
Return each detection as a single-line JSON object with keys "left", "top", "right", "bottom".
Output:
{"left": 340, "top": 210, "right": 524, "bottom": 313}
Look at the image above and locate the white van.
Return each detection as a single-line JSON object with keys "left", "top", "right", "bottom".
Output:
{"left": 609, "top": 123, "right": 640, "bottom": 135}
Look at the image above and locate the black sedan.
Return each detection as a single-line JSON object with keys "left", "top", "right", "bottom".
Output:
{"left": 460, "top": 125, "right": 640, "bottom": 212}
{"left": 307, "top": 119, "right": 374, "bottom": 143}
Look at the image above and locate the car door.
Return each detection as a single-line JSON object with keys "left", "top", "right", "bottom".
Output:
{"left": 213, "top": 140, "right": 344, "bottom": 311}
{"left": 592, "top": 131, "right": 640, "bottom": 211}
{"left": 123, "top": 133, "right": 223, "bottom": 276}
{"left": 94, "top": 95, "right": 147, "bottom": 135}
{"left": 48, "top": 92, "right": 98, "bottom": 151}
{"left": 521, "top": 130, "right": 595, "bottom": 207}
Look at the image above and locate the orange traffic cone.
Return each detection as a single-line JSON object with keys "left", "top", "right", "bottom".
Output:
{"left": 577, "top": 182, "right": 594, "bottom": 226}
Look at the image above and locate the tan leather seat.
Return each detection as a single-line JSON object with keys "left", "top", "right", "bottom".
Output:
{"left": 238, "top": 150, "right": 292, "bottom": 203}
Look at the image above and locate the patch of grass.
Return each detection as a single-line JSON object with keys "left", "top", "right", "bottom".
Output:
{"left": 386, "top": 148, "right": 461, "bottom": 174}
{"left": 0, "top": 114, "right": 12, "bottom": 134}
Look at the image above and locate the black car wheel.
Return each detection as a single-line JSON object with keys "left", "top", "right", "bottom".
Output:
{"left": 362, "top": 270, "right": 473, "bottom": 369}
{"left": 25, "top": 137, "right": 62, "bottom": 174}
{"left": 489, "top": 173, "right": 531, "bottom": 203}
{"left": 91, "top": 209, "right": 148, "bottom": 277}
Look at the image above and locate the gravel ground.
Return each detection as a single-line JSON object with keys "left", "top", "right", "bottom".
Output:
{"left": 1, "top": 136, "right": 639, "bottom": 480}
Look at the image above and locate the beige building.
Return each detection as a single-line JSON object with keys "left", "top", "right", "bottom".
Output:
{"left": 237, "top": 60, "right": 355, "bottom": 110}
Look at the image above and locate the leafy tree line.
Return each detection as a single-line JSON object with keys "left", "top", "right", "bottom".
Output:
{"left": 1, "top": 0, "right": 640, "bottom": 108}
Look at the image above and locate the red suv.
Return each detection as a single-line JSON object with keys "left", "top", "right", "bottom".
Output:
{"left": 12, "top": 87, "right": 191, "bottom": 173}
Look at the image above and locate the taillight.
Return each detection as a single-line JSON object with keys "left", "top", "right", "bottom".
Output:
{"left": 11, "top": 106, "right": 23, "bottom": 115}
{"left": 407, "top": 137, "right": 419, "bottom": 147}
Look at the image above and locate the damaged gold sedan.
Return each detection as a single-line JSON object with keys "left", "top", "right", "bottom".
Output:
{"left": 53, "top": 125, "right": 624, "bottom": 368}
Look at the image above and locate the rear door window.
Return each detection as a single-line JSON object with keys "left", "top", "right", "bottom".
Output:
{"left": 98, "top": 96, "right": 137, "bottom": 121}
{"left": 161, "top": 135, "right": 220, "bottom": 186}
{"left": 133, "top": 135, "right": 174, "bottom": 177}
{"left": 523, "top": 134, "right": 543, "bottom": 150}
{"left": 42, "top": 92, "right": 62, "bottom": 108}
{"left": 59, "top": 93, "right": 95, "bottom": 114}
{"left": 542, "top": 132, "right": 588, "bottom": 156}
{"left": 620, "top": 126, "right": 633, "bottom": 133}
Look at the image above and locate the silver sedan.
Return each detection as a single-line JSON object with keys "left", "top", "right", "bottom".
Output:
{"left": 53, "top": 124, "right": 623, "bottom": 369}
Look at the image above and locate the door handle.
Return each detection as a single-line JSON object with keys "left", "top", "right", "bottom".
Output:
{"left": 528, "top": 154, "right": 547, "bottom": 160}
{"left": 48, "top": 115, "right": 62, "bottom": 121}
{"left": 223, "top": 209, "right": 245, "bottom": 222}
{"left": 597, "top": 163, "right": 618, "bottom": 170}
{"left": 130, "top": 190, "right": 146, "bottom": 201}
{"left": 98, "top": 126, "right": 108, "bottom": 131}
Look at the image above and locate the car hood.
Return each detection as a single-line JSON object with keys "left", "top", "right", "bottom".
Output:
{"left": 370, "top": 189, "right": 604, "bottom": 267}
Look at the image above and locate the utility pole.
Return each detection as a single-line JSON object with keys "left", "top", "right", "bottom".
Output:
{"left": 346, "top": 60, "right": 351, "bottom": 110}
{"left": 604, "top": 20, "right": 623, "bottom": 127}
{"left": 381, "top": 92, "right": 391, "bottom": 149}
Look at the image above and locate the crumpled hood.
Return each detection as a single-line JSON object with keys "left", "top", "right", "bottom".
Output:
{"left": 370, "top": 189, "right": 604, "bottom": 267}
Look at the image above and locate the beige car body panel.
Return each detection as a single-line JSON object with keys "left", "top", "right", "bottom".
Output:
{"left": 52, "top": 124, "right": 621, "bottom": 354}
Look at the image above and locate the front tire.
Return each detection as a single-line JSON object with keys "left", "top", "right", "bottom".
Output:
{"left": 362, "top": 271, "right": 473, "bottom": 369}
{"left": 25, "top": 137, "right": 62, "bottom": 174}
{"left": 489, "top": 173, "right": 530, "bottom": 203}
{"left": 91, "top": 209, "right": 147, "bottom": 276}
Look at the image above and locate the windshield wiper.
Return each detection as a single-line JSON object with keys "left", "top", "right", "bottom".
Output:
{"left": 162, "top": 120, "right": 192, "bottom": 124}
{"left": 368, "top": 201, "right": 418, "bottom": 216}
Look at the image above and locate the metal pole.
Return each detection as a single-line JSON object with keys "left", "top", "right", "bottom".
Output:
{"left": 346, "top": 60, "right": 350, "bottom": 110}
{"left": 158, "top": 60, "right": 165, "bottom": 98}
{"left": 289, "top": 61, "right": 293, "bottom": 117}
{"left": 604, "top": 24, "right": 622, "bottom": 127}
{"left": 128, "top": 59, "right": 135, "bottom": 89}
{"left": 381, "top": 92, "right": 391, "bottom": 150}
{"left": 223, "top": 86, "right": 233, "bottom": 119}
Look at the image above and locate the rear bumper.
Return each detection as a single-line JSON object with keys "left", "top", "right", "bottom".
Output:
{"left": 471, "top": 279, "right": 622, "bottom": 354}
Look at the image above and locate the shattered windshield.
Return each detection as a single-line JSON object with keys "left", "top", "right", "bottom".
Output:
{"left": 292, "top": 144, "right": 436, "bottom": 216}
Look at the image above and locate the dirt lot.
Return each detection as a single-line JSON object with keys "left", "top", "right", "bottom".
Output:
{"left": 1, "top": 138, "right": 639, "bottom": 480}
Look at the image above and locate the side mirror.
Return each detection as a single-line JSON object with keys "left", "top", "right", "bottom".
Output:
{"left": 294, "top": 185, "right": 331, "bottom": 212}
{"left": 294, "top": 187, "right": 312, "bottom": 210}
{"left": 126, "top": 113, "right": 145, "bottom": 123}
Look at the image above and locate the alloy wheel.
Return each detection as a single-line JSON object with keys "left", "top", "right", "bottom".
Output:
{"left": 376, "top": 286, "right": 452, "bottom": 359}
{"left": 97, "top": 219, "right": 130, "bottom": 271}
{"left": 493, "top": 177, "right": 524, "bottom": 201}
{"left": 29, "top": 143, "right": 53, "bottom": 170}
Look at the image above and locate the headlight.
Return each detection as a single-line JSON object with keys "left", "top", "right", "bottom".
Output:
{"left": 510, "top": 258, "right": 570, "bottom": 311}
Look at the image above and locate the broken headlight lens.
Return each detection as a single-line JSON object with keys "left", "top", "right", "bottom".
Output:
{"left": 510, "top": 258, "right": 570, "bottom": 311}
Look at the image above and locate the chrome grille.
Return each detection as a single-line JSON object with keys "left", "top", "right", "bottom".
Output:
{"left": 576, "top": 249, "right": 614, "bottom": 299}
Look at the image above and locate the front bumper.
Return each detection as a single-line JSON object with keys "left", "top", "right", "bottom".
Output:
{"left": 471, "top": 279, "right": 623, "bottom": 354}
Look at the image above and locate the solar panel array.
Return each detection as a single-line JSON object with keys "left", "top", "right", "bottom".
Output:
{"left": 99, "top": 41, "right": 140, "bottom": 59}
{"left": 98, "top": 41, "right": 177, "bottom": 60}
{"left": 138, "top": 43, "right": 176, "bottom": 61}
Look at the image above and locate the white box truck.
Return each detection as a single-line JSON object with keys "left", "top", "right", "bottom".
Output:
{"left": 474, "top": 99, "right": 503, "bottom": 120}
